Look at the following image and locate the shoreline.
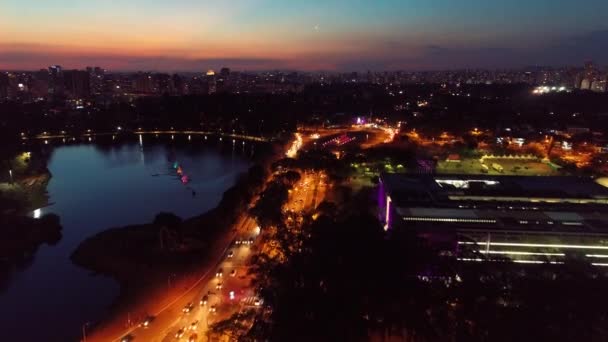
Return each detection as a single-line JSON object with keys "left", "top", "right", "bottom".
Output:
{"left": 70, "top": 162, "right": 269, "bottom": 339}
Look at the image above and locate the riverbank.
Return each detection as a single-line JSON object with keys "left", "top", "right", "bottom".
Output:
{"left": 0, "top": 213, "right": 62, "bottom": 290}
{"left": 0, "top": 149, "right": 58, "bottom": 291}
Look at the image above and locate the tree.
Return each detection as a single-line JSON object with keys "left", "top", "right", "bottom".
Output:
{"left": 250, "top": 180, "right": 289, "bottom": 228}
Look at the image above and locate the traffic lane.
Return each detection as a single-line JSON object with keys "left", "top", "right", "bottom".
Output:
{"left": 128, "top": 282, "right": 212, "bottom": 342}
{"left": 153, "top": 235, "right": 256, "bottom": 340}
{"left": 104, "top": 230, "right": 240, "bottom": 342}
{"left": 153, "top": 275, "right": 227, "bottom": 342}
{"left": 152, "top": 218, "right": 259, "bottom": 341}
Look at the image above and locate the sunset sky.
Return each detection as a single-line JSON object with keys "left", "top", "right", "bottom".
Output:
{"left": 1, "top": 0, "right": 607, "bottom": 71}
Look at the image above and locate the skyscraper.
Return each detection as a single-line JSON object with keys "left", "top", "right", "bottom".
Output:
{"left": 87, "top": 66, "right": 105, "bottom": 95}
{"left": 206, "top": 70, "right": 217, "bottom": 94}
{"left": 63, "top": 70, "right": 91, "bottom": 98}
{"left": 48, "top": 65, "right": 64, "bottom": 96}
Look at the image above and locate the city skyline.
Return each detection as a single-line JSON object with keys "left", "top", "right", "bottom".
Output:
{"left": 1, "top": 0, "right": 608, "bottom": 72}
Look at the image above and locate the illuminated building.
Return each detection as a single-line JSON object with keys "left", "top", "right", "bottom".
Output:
{"left": 206, "top": 70, "right": 217, "bottom": 94}
{"left": 591, "top": 79, "right": 607, "bottom": 93}
{"left": 379, "top": 173, "right": 608, "bottom": 265}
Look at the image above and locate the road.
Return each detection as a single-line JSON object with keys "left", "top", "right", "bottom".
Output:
{"left": 299, "top": 125, "right": 395, "bottom": 151}
{"left": 86, "top": 215, "right": 259, "bottom": 342}
{"left": 87, "top": 135, "right": 326, "bottom": 342}
{"left": 29, "top": 130, "right": 269, "bottom": 143}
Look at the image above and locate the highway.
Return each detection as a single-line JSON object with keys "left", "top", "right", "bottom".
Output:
{"left": 87, "top": 215, "right": 259, "bottom": 342}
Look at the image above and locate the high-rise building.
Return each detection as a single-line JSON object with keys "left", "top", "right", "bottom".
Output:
{"left": 31, "top": 70, "right": 49, "bottom": 98}
{"left": 133, "top": 73, "right": 154, "bottom": 93}
{"left": 0, "top": 72, "right": 9, "bottom": 100}
{"left": 48, "top": 65, "right": 64, "bottom": 95}
{"left": 86, "top": 66, "right": 105, "bottom": 95}
{"left": 584, "top": 61, "right": 597, "bottom": 79}
{"left": 578, "top": 61, "right": 599, "bottom": 90}
{"left": 63, "top": 70, "right": 91, "bottom": 98}
{"left": 206, "top": 70, "right": 217, "bottom": 94}
{"left": 172, "top": 74, "right": 185, "bottom": 95}
{"left": 155, "top": 73, "right": 174, "bottom": 94}
{"left": 216, "top": 67, "right": 231, "bottom": 92}
{"left": 591, "top": 79, "right": 607, "bottom": 93}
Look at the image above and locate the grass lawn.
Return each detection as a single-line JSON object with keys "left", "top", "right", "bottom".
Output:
{"left": 437, "top": 158, "right": 561, "bottom": 176}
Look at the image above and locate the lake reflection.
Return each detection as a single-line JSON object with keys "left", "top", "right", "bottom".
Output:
{"left": 0, "top": 136, "right": 252, "bottom": 341}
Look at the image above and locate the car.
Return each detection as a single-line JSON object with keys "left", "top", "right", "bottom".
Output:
{"left": 216, "top": 282, "right": 223, "bottom": 290}
{"left": 199, "top": 295, "right": 208, "bottom": 306}
{"left": 209, "top": 305, "right": 217, "bottom": 313}
{"left": 182, "top": 302, "right": 194, "bottom": 313}
{"left": 188, "top": 334, "right": 198, "bottom": 342}
{"left": 254, "top": 298, "right": 262, "bottom": 306}
{"left": 227, "top": 250, "right": 234, "bottom": 258}
{"left": 189, "top": 320, "right": 199, "bottom": 331}
{"left": 175, "top": 328, "right": 186, "bottom": 338}
{"left": 140, "top": 315, "right": 155, "bottom": 328}
{"left": 215, "top": 268, "right": 223, "bottom": 278}
{"left": 230, "top": 269, "right": 237, "bottom": 277}
{"left": 120, "top": 335, "right": 134, "bottom": 342}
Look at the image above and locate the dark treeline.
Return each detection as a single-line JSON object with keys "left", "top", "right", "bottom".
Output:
{"left": 3, "top": 84, "right": 608, "bottom": 143}
{"left": 248, "top": 198, "right": 608, "bottom": 342}
{"left": 237, "top": 154, "right": 608, "bottom": 342}
{"left": 410, "top": 86, "right": 608, "bottom": 134}
{"left": 0, "top": 84, "right": 398, "bottom": 138}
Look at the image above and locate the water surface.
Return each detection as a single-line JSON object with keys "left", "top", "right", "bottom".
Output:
{"left": 0, "top": 135, "right": 253, "bottom": 341}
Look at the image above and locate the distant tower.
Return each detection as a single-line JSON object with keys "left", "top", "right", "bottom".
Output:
{"left": 48, "top": 65, "right": 64, "bottom": 95}
{"left": 584, "top": 61, "right": 596, "bottom": 79}
{"left": 206, "top": 70, "right": 216, "bottom": 94}
{"left": 63, "top": 70, "right": 90, "bottom": 98}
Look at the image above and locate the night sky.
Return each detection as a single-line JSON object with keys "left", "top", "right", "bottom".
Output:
{"left": 1, "top": 0, "right": 607, "bottom": 71}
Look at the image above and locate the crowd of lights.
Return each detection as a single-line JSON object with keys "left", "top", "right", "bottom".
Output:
{"left": 532, "top": 86, "right": 568, "bottom": 94}
{"left": 286, "top": 133, "right": 302, "bottom": 158}
{"left": 322, "top": 134, "right": 355, "bottom": 147}
{"left": 458, "top": 241, "right": 608, "bottom": 250}
{"left": 382, "top": 127, "right": 397, "bottom": 143}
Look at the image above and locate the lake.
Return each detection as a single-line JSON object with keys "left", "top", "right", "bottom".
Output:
{"left": 0, "top": 134, "right": 254, "bottom": 341}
